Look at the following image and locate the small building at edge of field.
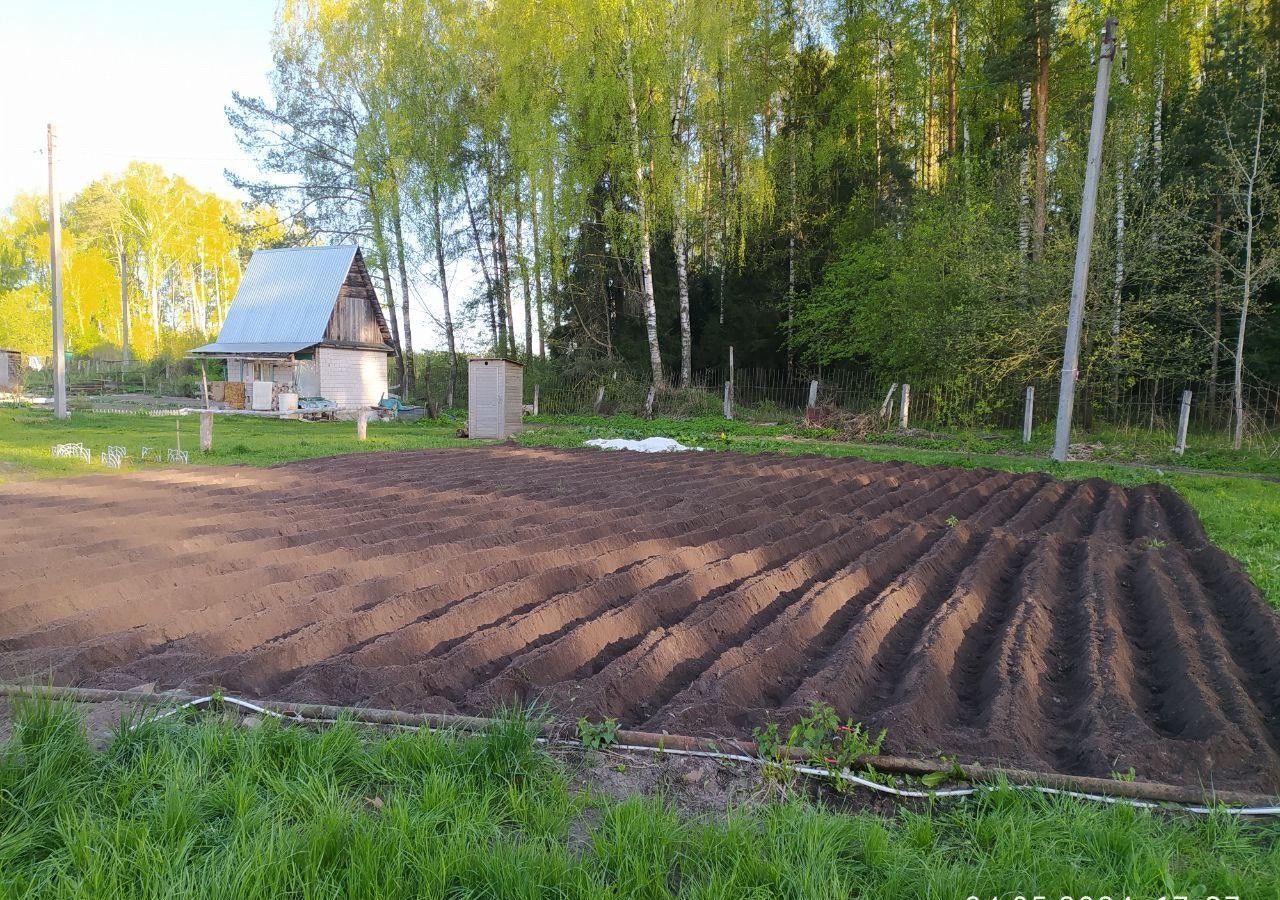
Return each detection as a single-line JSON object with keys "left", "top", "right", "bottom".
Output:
{"left": 190, "top": 245, "right": 395, "bottom": 410}
{"left": 0, "top": 349, "right": 22, "bottom": 391}
{"left": 468, "top": 357, "right": 524, "bottom": 439}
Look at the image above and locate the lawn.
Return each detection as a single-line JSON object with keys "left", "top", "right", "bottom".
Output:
{"left": 0, "top": 408, "right": 476, "bottom": 482}
{"left": 1, "top": 698, "right": 1276, "bottom": 899}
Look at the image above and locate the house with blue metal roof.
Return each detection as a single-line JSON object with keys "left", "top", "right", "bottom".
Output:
{"left": 191, "top": 245, "right": 395, "bottom": 410}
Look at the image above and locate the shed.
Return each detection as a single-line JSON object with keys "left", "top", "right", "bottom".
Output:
{"left": 0, "top": 349, "right": 22, "bottom": 391}
{"left": 190, "top": 245, "right": 395, "bottom": 410}
{"left": 468, "top": 358, "right": 524, "bottom": 439}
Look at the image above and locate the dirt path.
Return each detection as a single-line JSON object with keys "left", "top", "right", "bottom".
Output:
{"left": 1, "top": 445, "right": 1277, "bottom": 792}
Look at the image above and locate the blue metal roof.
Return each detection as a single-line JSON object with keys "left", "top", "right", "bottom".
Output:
{"left": 189, "top": 341, "right": 315, "bottom": 355}
{"left": 194, "top": 245, "right": 358, "bottom": 353}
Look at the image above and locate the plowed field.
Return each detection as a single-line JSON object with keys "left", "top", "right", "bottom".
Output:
{"left": 1, "top": 446, "right": 1277, "bottom": 791}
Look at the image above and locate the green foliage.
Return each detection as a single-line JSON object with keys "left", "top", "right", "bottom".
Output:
{"left": 0, "top": 164, "right": 289, "bottom": 360}
{"left": 576, "top": 717, "right": 620, "bottom": 752}
{"left": 752, "top": 701, "right": 887, "bottom": 794}
{"left": 4, "top": 701, "right": 1276, "bottom": 897}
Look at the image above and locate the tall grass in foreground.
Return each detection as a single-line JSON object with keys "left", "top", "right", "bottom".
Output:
{"left": 1, "top": 699, "right": 1276, "bottom": 898}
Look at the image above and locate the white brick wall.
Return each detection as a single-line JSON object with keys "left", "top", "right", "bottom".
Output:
{"left": 318, "top": 347, "right": 388, "bottom": 407}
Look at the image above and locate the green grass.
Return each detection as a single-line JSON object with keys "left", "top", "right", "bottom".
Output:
{"left": 0, "top": 408, "right": 478, "bottom": 482}
{"left": 2, "top": 699, "right": 1276, "bottom": 898}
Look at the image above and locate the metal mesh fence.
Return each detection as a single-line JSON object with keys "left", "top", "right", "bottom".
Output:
{"left": 18, "top": 352, "right": 1280, "bottom": 451}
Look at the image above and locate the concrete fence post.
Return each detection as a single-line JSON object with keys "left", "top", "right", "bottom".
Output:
{"left": 593, "top": 385, "right": 606, "bottom": 414}
{"left": 879, "top": 383, "right": 898, "bottom": 420}
{"left": 723, "top": 381, "right": 733, "bottom": 420}
{"left": 644, "top": 383, "right": 656, "bottom": 418}
{"left": 357, "top": 410, "right": 369, "bottom": 441}
{"left": 532, "top": 383, "right": 540, "bottom": 416}
{"left": 1175, "top": 389, "right": 1192, "bottom": 456}
{"left": 808, "top": 379, "right": 819, "bottom": 408}
{"left": 899, "top": 383, "right": 911, "bottom": 430}
{"left": 199, "top": 410, "right": 213, "bottom": 452}
{"left": 1023, "top": 385, "right": 1035, "bottom": 444}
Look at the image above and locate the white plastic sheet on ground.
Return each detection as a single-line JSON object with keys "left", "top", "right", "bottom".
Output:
{"left": 584, "top": 437, "right": 703, "bottom": 453}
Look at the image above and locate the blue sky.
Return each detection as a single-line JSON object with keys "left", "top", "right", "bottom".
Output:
{"left": 0, "top": 0, "right": 275, "bottom": 202}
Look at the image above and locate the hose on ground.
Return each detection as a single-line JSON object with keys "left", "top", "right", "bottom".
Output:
{"left": 123, "top": 693, "right": 1280, "bottom": 817}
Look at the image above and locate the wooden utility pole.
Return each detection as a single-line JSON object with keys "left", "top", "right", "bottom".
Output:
{"left": 1052, "top": 18, "right": 1116, "bottom": 462}
{"left": 47, "top": 124, "right": 67, "bottom": 420}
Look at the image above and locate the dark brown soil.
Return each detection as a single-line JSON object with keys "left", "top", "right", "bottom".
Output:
{"left": 1, "top": 446, "right": 1277, "bottom": 792}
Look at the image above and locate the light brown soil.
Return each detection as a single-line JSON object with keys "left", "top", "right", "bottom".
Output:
{"left": 1, "top": 446, "right": 1277, "bottom": 792}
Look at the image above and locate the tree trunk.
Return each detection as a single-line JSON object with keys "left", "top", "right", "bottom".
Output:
{"left": 430, "top": 180, "right": 458, "bottom": 408}
{"left": 530, "top": 176, "right": 546, "bottom": 359}
{"left": 674, "top": 218, "right": 692, "bottom": 385}
{"left": 149, "top": 261, "right": 161, "bottom": 342}
{"left": 484, "top": 171, "right": 508, "bottom": 354}
{"left": 1018, "top": 82, "right": 1032, "bottom": 260}
{"left": 923, "top": 13, "right": 936, "bottom": 187}
{"left": 514, "top": 180, "right": 534, "bottom": 359}
{"left": 497, "top": 200, "right": 515, "bottom": 353}
{"left": 622, "top": 8, "right": 665, "bottom": 388}
{"left": 717, "top": 54, "right": 729, "bottom": 325}
{"left": 463, "top": 174, "right": 499, "bottom": 350}
{"left": 545, "top": 167, "right": 561, "bottom": 347}
{"left": 947, "top": 1, "right": 958, "bottom": 158}
{"left": 1031, "top": 0, "right": 1049, "bottom": 262}
{"left": 119, "top": 243, "right": 130, "bottom": 364}
{"left": 1209, "top": 197, "right": 1223, "bottom": 413}
{"left": 1233, "top": 69, "right": 1267, "bottom": 451}
{"left": 1111, "top": 150, "right": 1125, "bottom": 341}
{"left": 487, "top": 166, "right": 515, "bottom": 354}
{"left": 1153, "top": 0, "right": 1167, "bottom": 190}
{"left": 671, "top": 59, "right": 694, "bottom": 385}
{"left": 369, "top": 187, "right": 405, "bottom": 394}
{"left": 787, "top": 93, "right": 798, "bottom": 371}
{"left": 390, "top": 180, "right": 416, "bottom": 400}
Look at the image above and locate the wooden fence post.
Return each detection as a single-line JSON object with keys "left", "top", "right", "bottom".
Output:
{"left": 357, "top": 410, "right": 369, "bottom": 441}
{"left": 1023, "top": 385, "right": 1035, "bottom": 444}
{"left": 723, "top": 381, "right": 733, "bottom": 420}
{"left": 532, "top": 383, "right": 540, "bottom": 416}
{"left": 1175, "top": 389, "right": 1192, "bottom": 456}
{"left": 644, "top": 383, "right": 656, "bottom": 418}
{"left": 808, "top": 379, "right": 819, "bottom": 408}
{"left": 199, "top": 410, "right": 213, "bottom": 452}
{"left": 899, "top": 383, "right": 911, "bottom": 430}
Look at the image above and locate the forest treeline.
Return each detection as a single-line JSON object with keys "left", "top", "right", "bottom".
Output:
{"left": 2, "top": 0, "right": 1276, "bottom": 418}
{"left": 222, "top": 0, "right": 1279, "bottom": 410}
{"left": 0, "top": 164, "right": 290, "bottom": 361}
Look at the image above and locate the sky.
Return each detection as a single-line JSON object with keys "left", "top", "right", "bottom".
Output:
{"left": 0, "top": 0, "right": 274, "bottom": 203}
{"left": 0, "top": 0, "right": 470, "bottom": 351}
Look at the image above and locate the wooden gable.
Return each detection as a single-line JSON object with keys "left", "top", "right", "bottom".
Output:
{"left": 324, "top": 249, "right": 394, "bottom": 348}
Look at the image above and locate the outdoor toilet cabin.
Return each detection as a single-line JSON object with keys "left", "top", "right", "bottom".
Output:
{"left": 190, "top": 245, "right": 395, "bottom": 411}
{"left": 468, "top": 357, "right": 524, "bottom": 439}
